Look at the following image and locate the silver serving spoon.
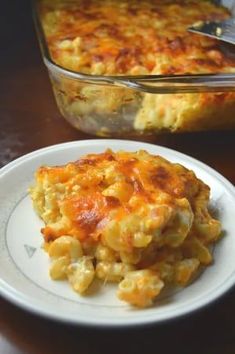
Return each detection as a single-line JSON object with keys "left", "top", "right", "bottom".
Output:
{"left": 188, "top": 18, "right": 235, "bottom": 45}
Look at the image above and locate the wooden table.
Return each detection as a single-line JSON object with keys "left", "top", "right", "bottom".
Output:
{"left": 1, "top": 1, "right": 235, "bottom": 353}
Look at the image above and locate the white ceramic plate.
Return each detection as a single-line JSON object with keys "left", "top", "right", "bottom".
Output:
{"left": 0, "top": 139, "right": 235, "bottom": 327}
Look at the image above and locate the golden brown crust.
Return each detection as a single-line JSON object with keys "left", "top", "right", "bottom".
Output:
{"left": 30, "top": 149, "right": 219, "bottom": 245}
{"left": 40, "top": 0, "right": 235, "bottom": 75}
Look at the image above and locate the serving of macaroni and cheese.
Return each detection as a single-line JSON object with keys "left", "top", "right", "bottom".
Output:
{"left": 29, "top": 150, "right": 221, "bottom": 307}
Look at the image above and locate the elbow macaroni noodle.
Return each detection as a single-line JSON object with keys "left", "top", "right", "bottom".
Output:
{"left": 30, "top": 150, "right": 221, "bottom": 307}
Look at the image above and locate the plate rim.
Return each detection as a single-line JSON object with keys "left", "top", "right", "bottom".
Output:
{"left": 1, "top": 139, "right": 235, "bottom": 328}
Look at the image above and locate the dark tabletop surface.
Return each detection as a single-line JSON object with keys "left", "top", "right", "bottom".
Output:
{"left": 1, "top": 1, "right": 235, "bottom": 353}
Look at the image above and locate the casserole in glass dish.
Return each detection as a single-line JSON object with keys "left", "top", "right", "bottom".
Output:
{"left": 34, "top": 0, "right": 235, "bottom": 136}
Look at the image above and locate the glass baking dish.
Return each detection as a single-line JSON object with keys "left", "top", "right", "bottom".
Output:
{"left": 34, "top": 0, "right": 235, "bottom": 137}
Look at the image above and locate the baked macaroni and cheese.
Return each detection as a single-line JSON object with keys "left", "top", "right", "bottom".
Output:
{"left": 38, "top": 0, "right": 235, "bottom": 134}
{"left": 29, "top": 150, "right": 221, "bottom": 307}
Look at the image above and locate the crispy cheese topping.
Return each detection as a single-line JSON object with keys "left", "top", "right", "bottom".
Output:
{"left": 30, "top": 149, "right": 217, "bottom": 244}
{"left": 39, "top": 0, "right": 235, "bottom": 75}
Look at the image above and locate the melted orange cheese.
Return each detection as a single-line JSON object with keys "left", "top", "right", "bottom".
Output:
{"left": 30, "top": 149, "right": 214, "bottom": 245}
{"left": 39, "top": 0, "right": 235, "bottom": 75}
